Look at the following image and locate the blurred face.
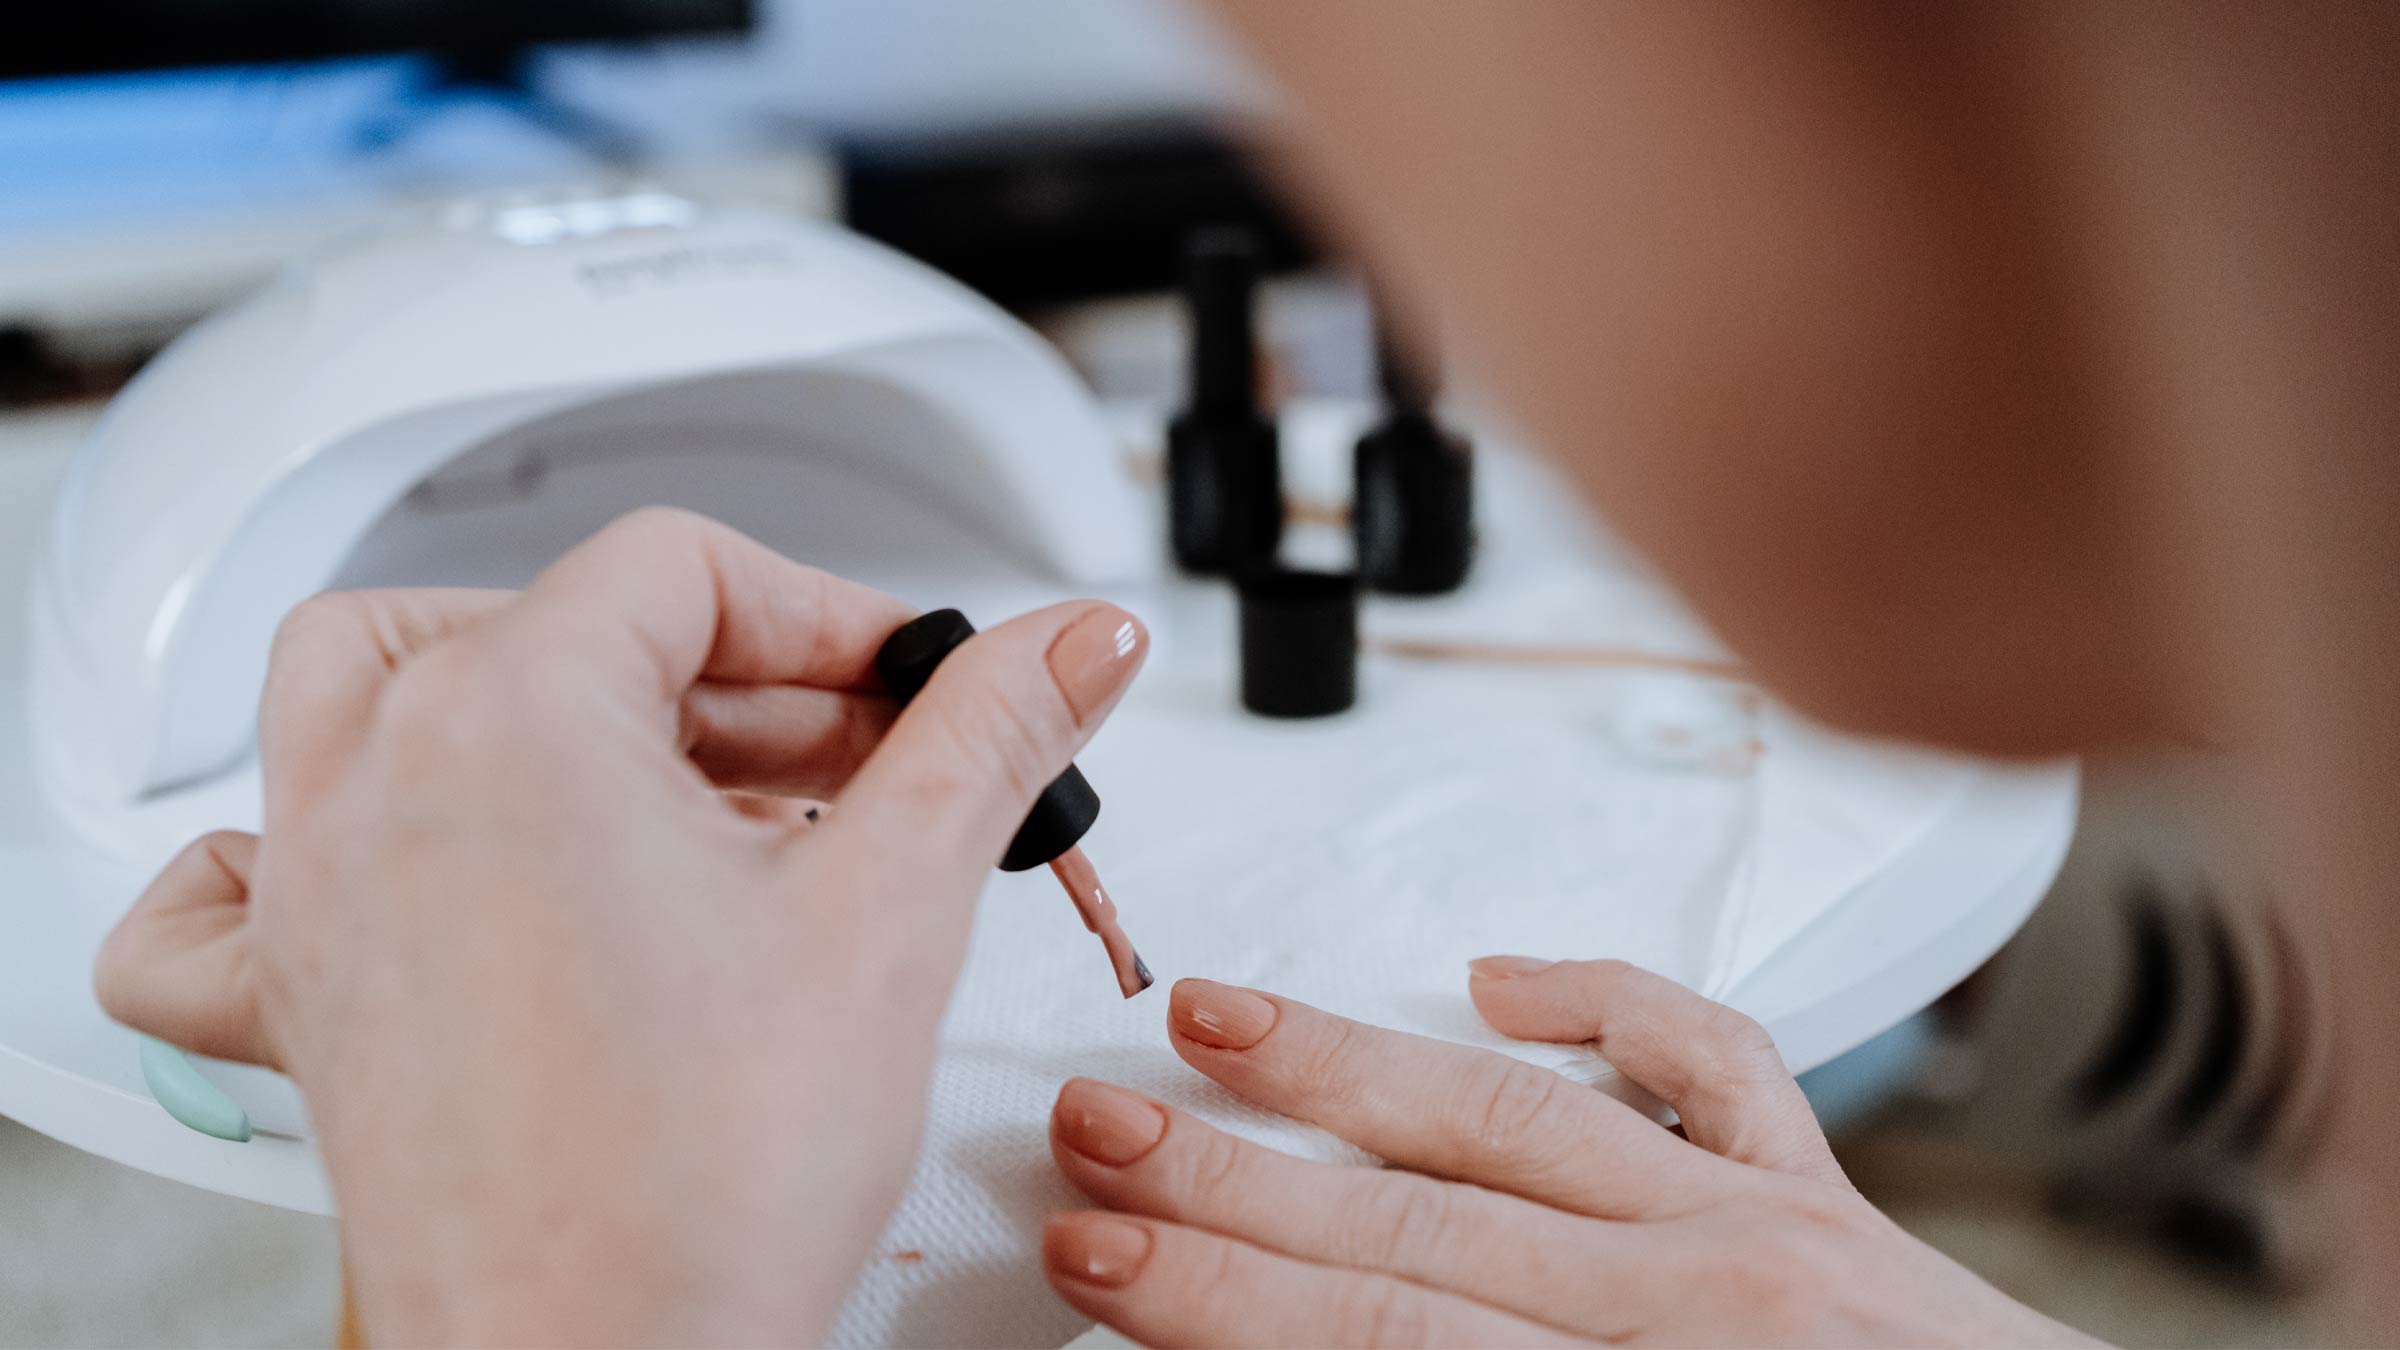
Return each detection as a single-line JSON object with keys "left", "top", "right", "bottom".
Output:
{"left": 1212, "top": 4, "right": 2400, "bottom": 1329}
{"left": 1213, "top": 1, "right": 2211, "bottom": 757}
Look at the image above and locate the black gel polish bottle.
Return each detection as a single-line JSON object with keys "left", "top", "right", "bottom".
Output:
{"left": 1168, "top": 228, "right": 1283, "bottom": 575}
{"left": 1353, "top": 314, "right": 1473, "bottom": 594}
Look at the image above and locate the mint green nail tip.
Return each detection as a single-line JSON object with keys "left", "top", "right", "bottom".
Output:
{"left": 138, "top": 1036, "right": 252, "bottom": 1142}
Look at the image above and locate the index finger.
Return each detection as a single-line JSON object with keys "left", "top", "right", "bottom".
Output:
{"left": 507, "top": 508, "right": 917, "bottom": 705}
{"left": 1164, "top": 979, "right": 1733, "bottom": 1220}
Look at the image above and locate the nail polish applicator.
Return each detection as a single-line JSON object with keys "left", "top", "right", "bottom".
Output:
{"left": 874, "top": 608, "right": 1153, "bottom": 998}
{"left": 1168, "top": 227, "right": 1283, "bottom": 574}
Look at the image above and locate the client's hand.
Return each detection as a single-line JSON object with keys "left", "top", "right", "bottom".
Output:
{"left": 1046, "top": 960, "right": 2098, "bottom": 1347}
{"left": 95, "top": 509, "right": 1147, "bottom": 1345}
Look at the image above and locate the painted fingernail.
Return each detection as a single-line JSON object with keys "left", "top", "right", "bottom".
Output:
{"left": 1045, "top": 1214, "right": 1153, "bottom": 1289}
{"left": 1054, "top": 1078, "right": 1168, "bottom": 1166}
{"left": 1048, "top": 605, "right": 1148, "bottom": 726}
{"left": 1469, "top": 955, "right": 1556, "bottom": 980}
{"left": 1171, "top": 979, "right": 1279, "bottom": 1050}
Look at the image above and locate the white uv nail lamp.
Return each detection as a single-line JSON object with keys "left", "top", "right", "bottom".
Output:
{"left": 28, "top": 191, "right": 1152, "bottom": 869}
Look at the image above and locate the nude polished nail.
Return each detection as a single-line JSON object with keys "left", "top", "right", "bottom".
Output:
{"left": 1048, "top": 605, "right": 1148, "bottom": 726}
{"left": 1045, "top": 1214, "right": 1153, "bottom": 1288}
{"left": 1171, "top": 979, "right": 1279, "bottom": 1050}
{"left": 1468, "top": 955, "right": 1556, "bottom": 980}
{"left": 1054, "top": 1078, "right": 1168, "bottom": 1166}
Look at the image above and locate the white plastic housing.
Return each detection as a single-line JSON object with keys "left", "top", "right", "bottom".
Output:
{"left": 29, "top": 192, "right": 1149, "bottom": 863}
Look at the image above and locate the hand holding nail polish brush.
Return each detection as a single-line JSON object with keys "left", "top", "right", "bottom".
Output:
{"left": 876, "top": 608, "right": 1154, "bottom": 998}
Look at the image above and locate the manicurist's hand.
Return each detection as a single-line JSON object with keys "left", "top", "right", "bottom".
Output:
{"left": 94, "top": 508, "right": 1148, "bottom": 1345}
{"left": 1047, "top": 959, "right": 2100, "bottom": 1347}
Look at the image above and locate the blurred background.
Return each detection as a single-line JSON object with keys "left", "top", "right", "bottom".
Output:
{"left": 0, "top": 2, "right": 2332, "bottom": 1344}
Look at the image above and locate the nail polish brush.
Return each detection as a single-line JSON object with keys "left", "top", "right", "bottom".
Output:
{"left": 874, "top": 608, "right": 1153, "bottom": 998}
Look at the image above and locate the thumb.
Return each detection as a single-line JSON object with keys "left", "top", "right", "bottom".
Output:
{"left": 95, "top": 830, "right": 285, "bottom": 1071}
{"left": 807, "top": 601, "right": 1147, "bottom": 919}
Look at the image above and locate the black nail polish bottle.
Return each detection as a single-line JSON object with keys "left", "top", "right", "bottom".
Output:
{"left": 1353, "top": 314, "right": 1473, "bottom": 595}
{"left": 1168, "top": 228, "right": 1283, "bottom": 574}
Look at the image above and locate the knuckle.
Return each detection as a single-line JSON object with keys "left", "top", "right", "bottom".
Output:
{"left": 1338, "top": 1278, "right": 1435, "bottom": 1349}
{"left": 194, "top": 827, "right": 252, "bottom": 855}
{"left": 379, "top": 638, "right": 543, "bottom": 759}
{"left": 1464, "top": 1058, "right": 1570, "bottom": 1158}
{"left": 1775, "top": 1177, "right": 1866, "bottom": 1238}
{"left": 1584, "top": 957, "right": 1640, "bottom": 985}
{"left": 1691, "top": 1004, "right": 1785, "bottom": 1095}
{"left": 579, "top": 507, "right": 729, "bottom": 581}
{"left": 601, "top": 504, "right": 714, "bottom": 547}
{"left": 1343, "top": 1176, "right": 1458, "bottom": 1272}
{"left": 263, "top": 594, "right": 365, "bottom": 693}
{"left": 153, "top": 830, "right": 231, "bottom": 877}
{"left": 1289, "top": 1017, "right": 1370, "bottom": 1111}
{"left": 269, "top": 591, "right": 360, "bottom": 651}
{"left": 1716, "top": 1248, "right": 1818, "bottom": 1328}
{"left": 1182, "top": 1129, "right": 1251, "bottom": 1210}
{"left": 1180, "top": 1237, "right": 1247, "bottom": 1322}
{"left": 1699, "top": 1002, "right": 1778, "bottom": 1061}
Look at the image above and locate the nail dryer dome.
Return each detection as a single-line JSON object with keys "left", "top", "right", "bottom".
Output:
{"left": 28, "top": 190, "right": 1152, "bottom": 866}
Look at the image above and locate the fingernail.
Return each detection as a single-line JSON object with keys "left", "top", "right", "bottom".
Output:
{"left": 1044, "top": 1214, "right": 1153, "bottom": 1289}
{"left": 1469, "top": 955, "right": 1556, "bottom": 980}
{"left": 1171, "top": 979, "right": 1279, "bottom": 1050}
{"left": 1053, "top": 1078, "right": 1168, "bottom": 1166}
{"left": 1048, "top": 605, "right": 1148, "bottom": 726}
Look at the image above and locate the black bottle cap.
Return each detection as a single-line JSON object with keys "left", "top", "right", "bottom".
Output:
{"left": 1185, "top": 227, "right": 1262, "bottom": 416}
{"left": 1169, "top": 227, "right": 1284, "bottom": 574}
{"left": 1354, "top": 311, "right": 1474, "bottom": 595}
{"left": 874, "top": 608, "right": 1102, "bottom": 872}
{"left": 1237, "top": 567, "right": 1359, "bottom": 718}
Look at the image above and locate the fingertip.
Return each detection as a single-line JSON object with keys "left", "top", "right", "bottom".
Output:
{"left": 1050, "top": 1074, "right": 1097, "bottom": 1131}
{"left": 1467, "top": 954, "right": 1555, "bottom": 981}
{"left": 1042, "top": 1211, "right": 1153, "bottom": 1291}
{"left": 1465, "top": 980, "right": 1533, "bottom": 1039}
{"left": 1167, "top": 978, "right": 1279, "bottom": 1051}
{"left": 1465, "top": 956, "right": 1593, "bottom": 1042}
{"left": 1042, "top": 601, "right": 1149, "bottom": 728}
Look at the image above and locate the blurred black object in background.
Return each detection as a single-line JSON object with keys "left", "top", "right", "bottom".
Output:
{"left": 842, "top": 121, "right": 1317, "bottom": 311}
{"left": 1, "top": 1, "right": 752, "bottom": 81}
{"left": 1812, "top": 750, "right": 2333, "bottom": 1342}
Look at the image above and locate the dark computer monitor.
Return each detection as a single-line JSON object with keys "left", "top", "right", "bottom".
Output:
{"left": 2, "top": 1, "right": 752, "bottom": 81}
